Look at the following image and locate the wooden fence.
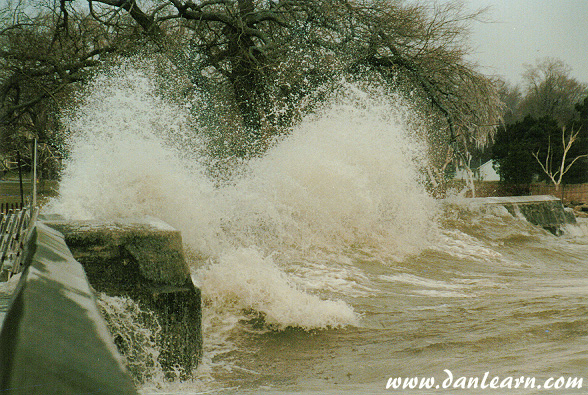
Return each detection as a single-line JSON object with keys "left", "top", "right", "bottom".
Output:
{"left": 0, "top": 202, "right": 26, "bottom": 214}
{"left": 528, "top": 183, "right": 588, "bottom": 204}
{"left": 0, "top": 207, "right": 38, "bottom": 281}
{"left": 0, "top": 179, "right": 58, "bottom": 213}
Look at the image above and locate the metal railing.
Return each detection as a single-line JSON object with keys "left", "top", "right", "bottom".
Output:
{"left": 0, "top": 207, "right": 38, "bottom": 281}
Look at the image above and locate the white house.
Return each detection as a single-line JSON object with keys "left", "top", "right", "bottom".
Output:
{"left": 454, "top": 160, "right": 500, "bottom": 182}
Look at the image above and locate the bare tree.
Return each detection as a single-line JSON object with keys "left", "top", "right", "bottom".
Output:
{"left": 495, "top": 78, "right": 522, "bottom": 125}
{"left": 532, "top": 126, "right": 588, "bottom": 192}
{"left": 520, "top": 58, "right": 588, "bottom": 126}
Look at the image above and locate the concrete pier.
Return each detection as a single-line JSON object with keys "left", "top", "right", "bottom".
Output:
{"left": 42, "top": 215, "right": 202, "bottom": 380}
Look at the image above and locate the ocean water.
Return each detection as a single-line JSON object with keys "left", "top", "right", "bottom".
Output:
{"left": 25, "top": 62, "right": 588, "bottom": 394}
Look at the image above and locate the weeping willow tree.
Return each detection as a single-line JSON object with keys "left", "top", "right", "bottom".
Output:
{"left": 1, "top": 0, "right": 503, "bottom": 187}
{"left": 82, "top": 0, "right": 501, "bottom": 187}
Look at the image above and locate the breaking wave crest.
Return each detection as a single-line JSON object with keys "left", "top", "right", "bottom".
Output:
{"left": 47, "top": 60, "right": 438, "bottom": 333}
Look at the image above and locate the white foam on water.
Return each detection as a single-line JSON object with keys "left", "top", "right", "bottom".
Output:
{"left": 563, "top": 218, "right": 588, "bottom": 239}
{"left": 379, "top": 273, "right": 467, "bottom": 290}
{"left": 198, "top": 247, "right": 358, "bottom": 330}
{"left": 45, "top": 60, "right": 446, "bottom": 390}
{"left": 96, "top": 293, "right": 164, "bottom": 385}
{"left": 432, "top": 229, "right": 506, "bottom": 263}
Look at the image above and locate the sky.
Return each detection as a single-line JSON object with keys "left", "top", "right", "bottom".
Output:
{"left": 464, "top": 0, "right": 588, "bottom": 86}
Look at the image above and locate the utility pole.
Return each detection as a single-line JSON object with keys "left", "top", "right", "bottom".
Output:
{"left": 32, "top": 139, "right": 37, "bottom": 208}
{"left": 17, "top": 151, "right": 24, "bottom": 207}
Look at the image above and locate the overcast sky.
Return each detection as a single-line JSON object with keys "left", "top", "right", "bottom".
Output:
{"left": 464, "top": 0, "right": 588, "bottom": 86}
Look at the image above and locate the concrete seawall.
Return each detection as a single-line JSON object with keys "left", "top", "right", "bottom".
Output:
{"left": 42, "top": 216, "right": 202, "bottom": 379}
{"left": 0, "top": 223, "right": 137, "bottom": 394}
{"left": 464, "top": 195, "right": 576, "bottom": 234}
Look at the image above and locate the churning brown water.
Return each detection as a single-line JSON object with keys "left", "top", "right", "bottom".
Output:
{"left": 162, "top": 212, "right": 587, "bottom": 395}
{"left": 35, "top": 61, "right": 588, "bottom": 394}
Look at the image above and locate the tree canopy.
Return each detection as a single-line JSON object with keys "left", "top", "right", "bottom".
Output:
{"left": 0, "top": 0, "right": 503, "bottom": 178}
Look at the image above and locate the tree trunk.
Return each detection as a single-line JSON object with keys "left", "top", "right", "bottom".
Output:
{"left": 226, "top": 0, "right": 268, "bottom": 152}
